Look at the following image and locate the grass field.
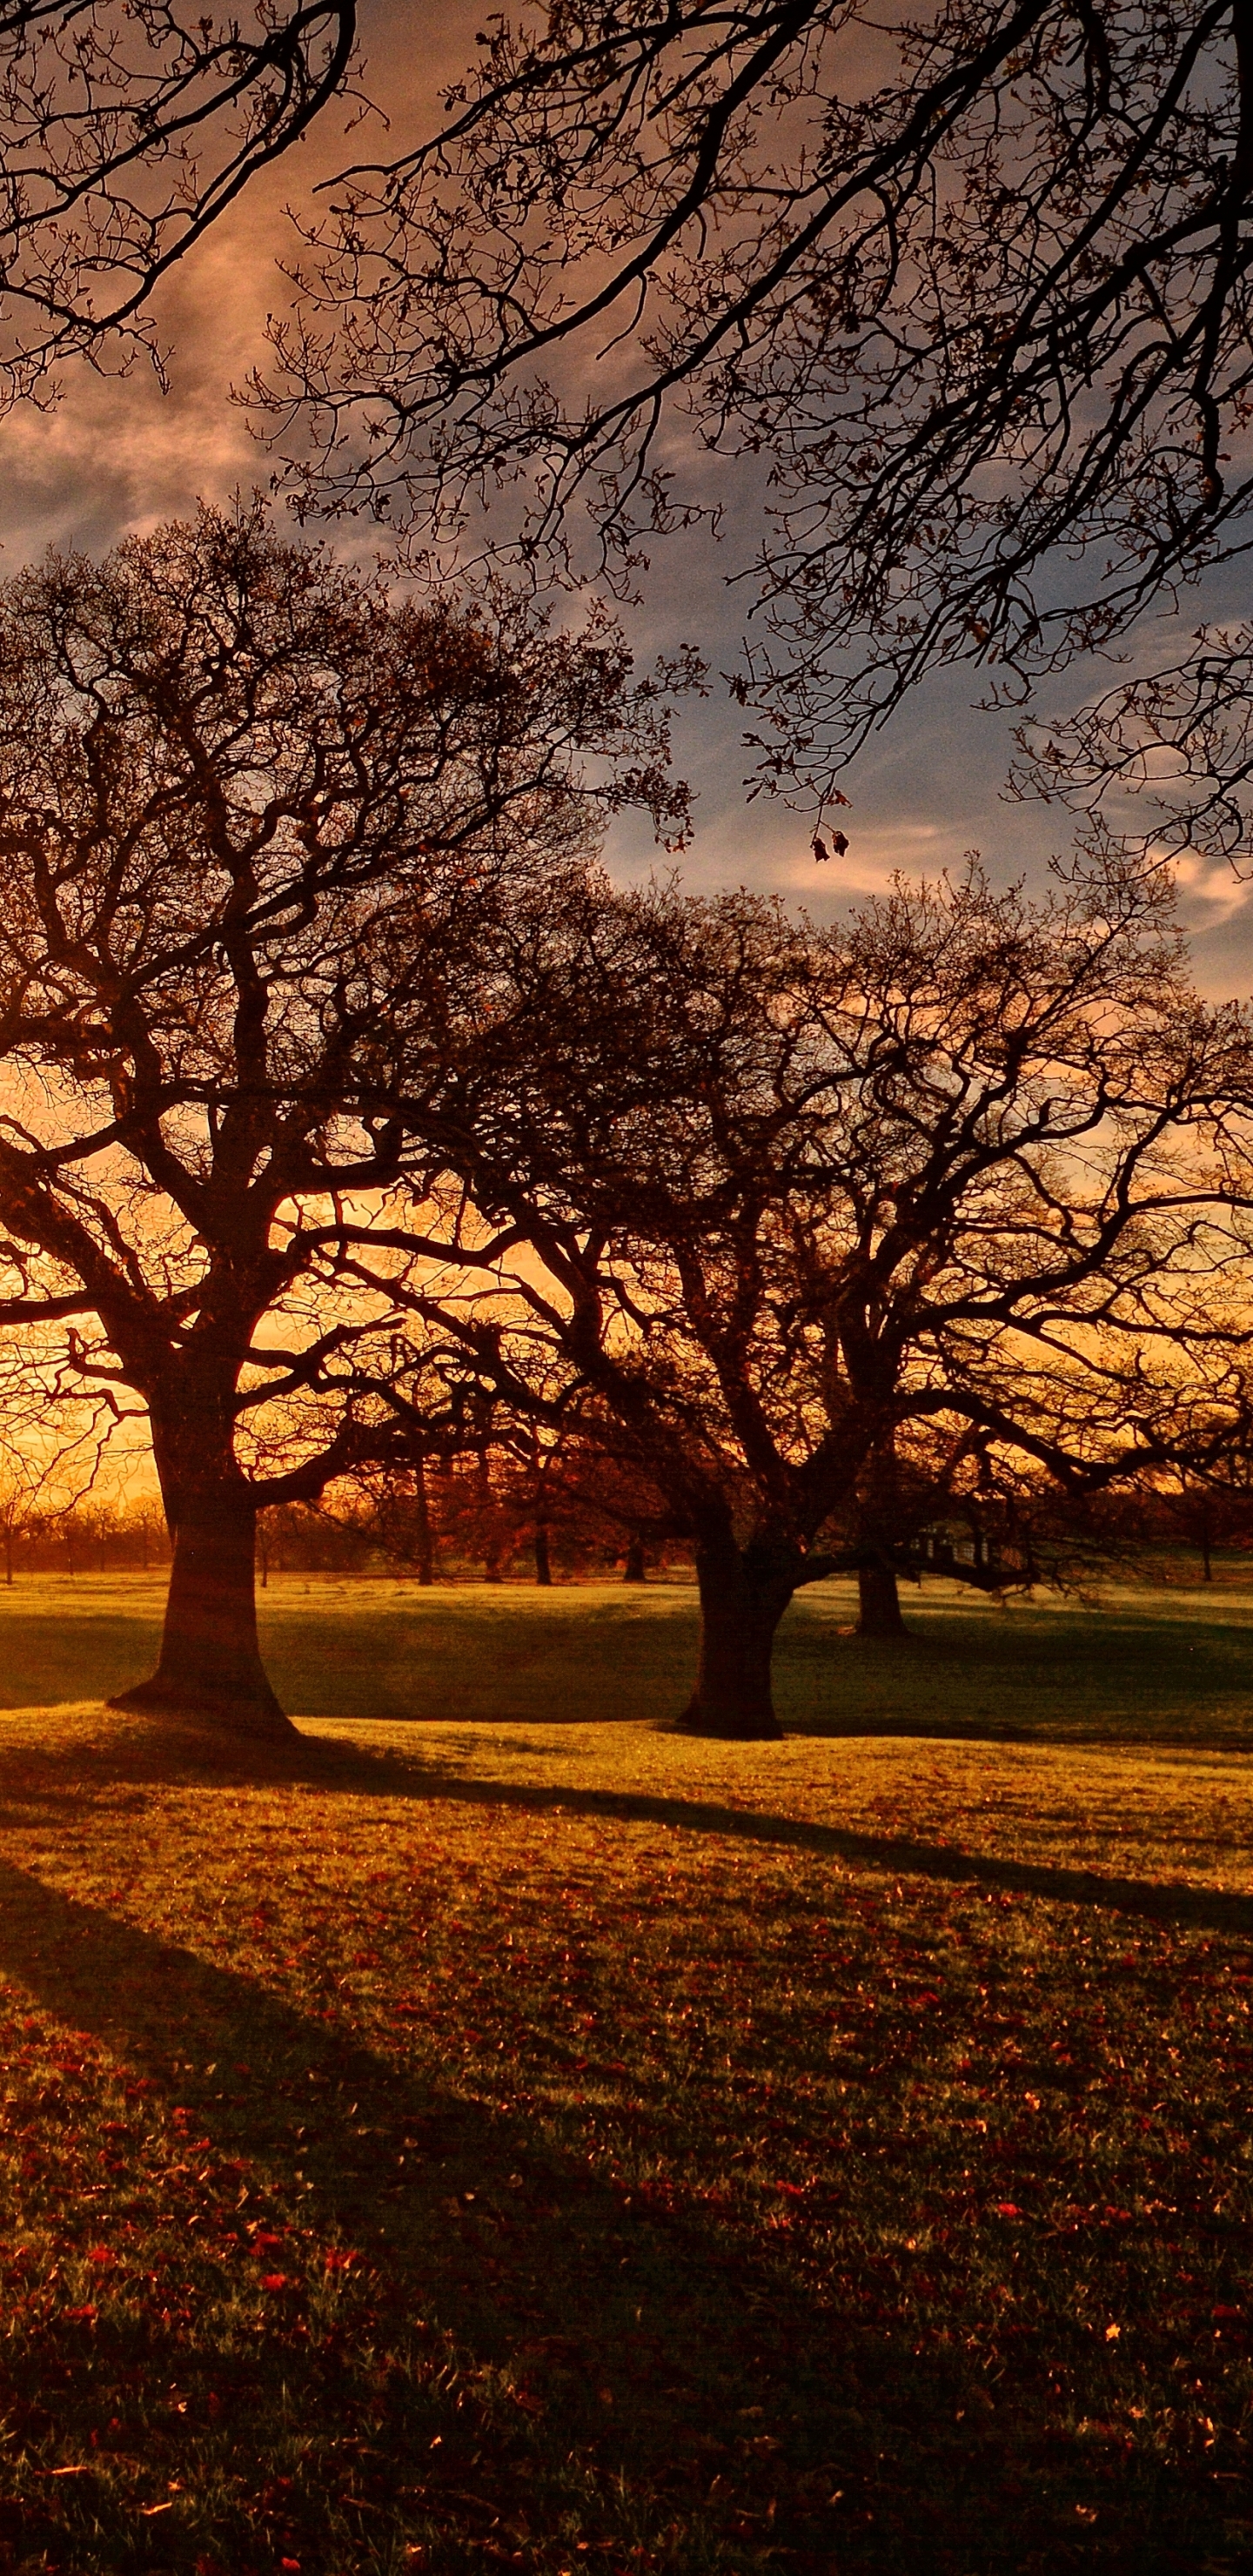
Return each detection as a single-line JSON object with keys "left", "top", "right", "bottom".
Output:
{"left": 0, "top": 1575, "right": 1250, "bottom": 2573}
{"left": 4, "top": 1564, "right": 1253, "bottom": 1744}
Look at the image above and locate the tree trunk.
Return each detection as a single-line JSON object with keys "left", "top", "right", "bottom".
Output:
{"left": 110, "top": 1486, "right": 291, "bottom": 1740}
{"left": 478, "top": 1448, "right": 504, "bottom": 1582}
{"left": 857, "top": 1558, "right": 907, "bottom": 1636}
{"left": 413, "top": 1454, "right": 434, "bottom": 1587}
{"left": 534, "top": 1519, "right": 553, "bottom": 1586}
{"left": 676, "top": 1534, "right": 790, "bottom": 1740}
{"left": 623, "top": 1532, "right": 647, "bottom": 1584}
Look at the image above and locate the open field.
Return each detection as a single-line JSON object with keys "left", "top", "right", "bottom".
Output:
{"left": 3, "top": 1566, "right": 1253, "bottom": 1744}
{"left": 0, "top": 1582, "right": 1250, "bottom": 2572}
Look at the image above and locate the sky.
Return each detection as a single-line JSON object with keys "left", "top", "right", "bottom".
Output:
{"left": 2, "top": 0, "right": 1251, "bottom": 995}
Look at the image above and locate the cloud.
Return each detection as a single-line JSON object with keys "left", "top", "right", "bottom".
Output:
{"left": 0, "top": 203, "right": 278, "bottom": 562}
{"left": 0, "top": 0, "right": 1245, "bottom": 992}
{"left": 1166, "top": 849, "right": 1253, "bottom": 932}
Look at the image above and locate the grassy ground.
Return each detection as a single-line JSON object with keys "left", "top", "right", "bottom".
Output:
{"left": 3, "top": 1565, "right": 1253, "bottom": 1742}
{"left": 0, "top": 1581, "right": 1250, "bottom": 2573}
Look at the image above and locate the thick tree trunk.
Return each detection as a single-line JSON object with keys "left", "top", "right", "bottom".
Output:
{"left": 111, "top": 1486, "right": 291, "bottom": 1740}
{"left": 676, "top": 1534, "right": 790, "bottom": 1740}
{"left": 857, "top": 1559, "right": 907, "bottom": 1636}
{"left": 534, "top": 1520, "right": 553, "bottom": 1586}
{"left": 623, "top": 1532, "right": 647, "bottom": 1584}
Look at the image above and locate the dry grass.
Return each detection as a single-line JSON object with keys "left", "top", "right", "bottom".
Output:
{"left": 0, "top": 1646, "right": 1250, "bottom": 2573}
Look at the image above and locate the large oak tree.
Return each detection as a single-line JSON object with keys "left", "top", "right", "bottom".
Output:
{"left": 364, "top": 856, "right": 1253, "bottom": 1735}
{"left": 0, "top": 500, "right": 686, "bottom": 1734}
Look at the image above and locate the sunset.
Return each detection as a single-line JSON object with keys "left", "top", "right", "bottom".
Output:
{"left": 0, "top": 4, "right": 1250, "bottom": 2572}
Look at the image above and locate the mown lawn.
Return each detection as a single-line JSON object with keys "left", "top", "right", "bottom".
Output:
{"left": 3, "top": 1565, "right": 1253, "bottom": 1742}
{"left": 0, "top": 1581, "right": 1250, "bottom": 2573}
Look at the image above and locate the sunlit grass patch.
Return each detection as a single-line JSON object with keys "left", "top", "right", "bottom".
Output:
{"left": 4, "top": 1566, "right": 1253, "bottom": 1744}
{"left": 0, "top": 1704, "right": 1249, "bottom": 2572}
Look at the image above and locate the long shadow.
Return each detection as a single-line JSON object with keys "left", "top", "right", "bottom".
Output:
{"left": 0, "top": 1796, "right": 1243, "bottom": 2568}
{"left": 781, "top": 1601, "right": 1253, "bottom": 1749}
{"left": 791, "top": 1716, "right": 1253, "bottom": 1749}
{"left": 0, "top": 1713, "right": 1248, "bottom": 1938}
{"left": 0, "top": 1853, "right": 867, "bottom": 2570}
{"left": 358, "top": 1762, "right": 1253, "bottom": 1935}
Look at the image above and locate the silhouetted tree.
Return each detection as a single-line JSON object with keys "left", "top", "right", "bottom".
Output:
{"left": 0, "top": 502, "right": 687, "bottom": 1734}
{"left": 0, "top": 1334, "right": 115, "bottom": 1582}
{"left": 363, "top": 857, "right": 1253, "bottom": 1736}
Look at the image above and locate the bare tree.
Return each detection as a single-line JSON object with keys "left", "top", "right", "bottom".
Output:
{"left": 0, "top": 1330, "right": 116, "bottom": 1582}
{"left": 255, "top": 0, "right": 1253, "bottom": 814}
{"left": 0, "top": 500, "right": 687, "bottom": 1734}
{"left": 358, "top": 856, "right": 1253, "bottom": 1736}
{"left": 0, "top": 0, "right": 356, "bottom": 411}
{"left": 1010, "top": 641, "right": 1253, "bottom": 872}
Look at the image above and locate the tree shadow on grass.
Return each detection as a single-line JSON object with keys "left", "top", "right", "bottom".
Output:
{"left": 0, "top": 1851, "right": 846, "bottom": 2572}
{"left": 780, "top": 1604, "right": 1253, "bottom": 1752}
{"left": 0, "top": 1848, "right": 1093, "bottom": 2576}
{"left": 0, "top": 1727, "right": 1243, "bottom": 2573}
{"left": 363, "top": 1765, "right": 1253, "bottom": 1937}
{"left": 0, "top": 1709, "right": 1248, "bottom": 1939}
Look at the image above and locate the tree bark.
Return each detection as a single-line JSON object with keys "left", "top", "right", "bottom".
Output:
{"left": 110, "top": 1486, "right": 292, "bottom": 1740}
{"left": 675, "top": 1533, "right": 790, "bottom": 1739}
{"left": 412, "top": 1454, "right": 434, "bottom": 1587}
{"left": 534, "top": 1519, "right": 553, "bottom": 1586}
{"left": 623, "top": 1532, "right": 647, "bottom": 1583}
{"left": 478, "top": 1448, "right": 505, "bottom": 1581}
{"left": 857, "top": 1559, "right": 907, "bottom": 1636}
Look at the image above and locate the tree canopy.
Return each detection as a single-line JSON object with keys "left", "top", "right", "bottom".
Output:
{"left": 356, "top": 855, "right": 1253, "bottom": 1734}
{"left": 258, "top": 0, "right": 1253, "bottom": 823}
{"left": 0, "top": 500, "right": 684, "bottom": 1730}
{"left": 0, "top": 0, "right": 356, "bottom": 406}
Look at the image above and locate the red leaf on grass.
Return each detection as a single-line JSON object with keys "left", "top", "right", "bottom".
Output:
{"left": 993, "top": 2204, "right": 1022, "bottom": 2218}
{"left": 260, "top": 2273, "right": 290, "bottom": 2292}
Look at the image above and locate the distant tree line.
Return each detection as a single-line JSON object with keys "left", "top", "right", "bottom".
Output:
{"left": 9, "top": 1444, "right": 1251, "bottom": 1597}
